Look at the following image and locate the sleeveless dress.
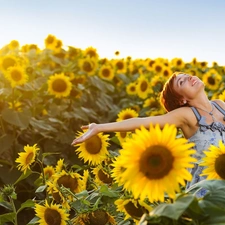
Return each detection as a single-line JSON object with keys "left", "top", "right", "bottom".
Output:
{"left": 186, "top": 101, "right": 225, "bottom": 196}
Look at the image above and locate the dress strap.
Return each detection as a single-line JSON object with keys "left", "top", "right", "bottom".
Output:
{"left": 190, "top": 107, "right": 201, "bottom": 122}
{"left": 211, "top": 101, "right": 225, "bottom": 117}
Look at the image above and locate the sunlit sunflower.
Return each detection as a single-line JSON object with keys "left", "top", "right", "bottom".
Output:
{"left": 15, "top": 144, "right": 40, "bottom": 174}
{"left": 47, "top": 73, "right": 72, "bottom": 98}
{"left": 115, "top": 198, "right": 152, "bottom": 224}
{"left": 162, "top": 67, "right": 172, "bottom": 78}
{"left": 143, "top": 97, "right": 160, "bottom": 109}
{"left": 0, "top": 55, "right": 18, "bottom": 72}
{"left": 136, "top": 75, "right": 151, "bottom": 99}
{"left": 152, "top": 62, "right": 165, "bottom": 76}
{"left": 116, "top": 124, "right": 196, "bottom": 202}
{"left": 43, "top": 165, "right": 55, "bottom": 181}
{"left": 202, "top": 69, "right": 222, "bottom": 91}
{"left": 92, "top": 166, "right": 113, "bottom": 186}
{"left": 99, "top": 64, "right": 114, "bottom": 80}
{"left": 115, "top": 131, "right": 132, "bottom": 145}
{"left": 198, "top": 61, "right": 208, "bottom": 70}
{"left": 72, "top": 74, "right": 87, "bottom": 85}
{"left": 171, "top": 58, "right": 185, "bottom": 69}
{"left": 55, "top": 159, "right": 65, "bottom": 173}
{"left": 79, "top": 57, "right": 98, "bottom": 76}
{"left": 35, "top": 200, "right": 69, "bottom": 225}
{"left": 54, "top": 39, "right": 63, "bottom": 53}
{"left": 116, "top": 108, "right": 138, "bottom": 122}
{"left": 113, "top": 59, "right": 127, "bottom": 74}
{"left": 83, "top": 46, "right": 99, "bottom": 59}
{"left": 126, "top": 82, "right": 137, "bottom": 95}
{"left": 145, "top": 58, "right": 155, "bottom": 72}
{"left": 8, "top": 40, "right": 20, "bottom": 50}
{"left": 44, "top": 34, "right": 58, "bottom": 50}
{"left": 72, "top": 209, "right": 116, "bottom": 225}
{"left": 4, "top": 65, "right": 28, "bottom": 88}
{"left": 200, "top": 140, "right": 225, "bottom": 180}
{"left": 74, "top": 131, "right": 110, "bottom": 165}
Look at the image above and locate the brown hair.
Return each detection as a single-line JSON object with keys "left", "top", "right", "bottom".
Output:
{"left": 160, "top": 72, "right": 188, "bottom": 112}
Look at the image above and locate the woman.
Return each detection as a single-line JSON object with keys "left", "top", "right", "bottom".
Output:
{"left": 71, "top": 72, "right": 225, "bottom": 192}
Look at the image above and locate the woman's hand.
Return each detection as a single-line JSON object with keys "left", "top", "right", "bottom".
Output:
{"left": 71, "top": 123, "right": 99, "bottom": 145}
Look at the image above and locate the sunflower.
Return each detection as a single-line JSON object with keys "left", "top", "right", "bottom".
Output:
{"left": 0, "top": 55, "right": 18, "bottom": 72}
{"left": 8, "top": 40, "right": 20, "bottom": 50}
{"left": 113, "top": 59, "right": 127, "bottom": 74}
{"left": 99, "top": 64, "right": 114, "bottom": 80}
{"left": 55, "top": 159, "right": 65, "bottom": 173}
{"left": 72, "top": 209, "right": 116, "bottom": 225}
{"left": 43, "top": 165, "right": 55, "bottom": 181}
{"left": 202, "top": 69, "right": 222, "bottom": 91}
{"left": 83, "top": 46, "right": 99, "bottom": 59}
{"left": 47, "top": 73, "right": 72, "bottom": 98}
{"left": 200, "top": 140, "right": 225, "bottom": 180}
{"left": 4, "top": 65, "right": 28, "bottom": 87}
{"left": 218, "top": 90, "right": 225, "bottom": 102}
{"left": 152, "top": 61, "right": 165, "bottom": 76}
{"left": 162, "top": 67, "right": 172, "bottom": 78}
{"left": 145, "top": 58, "right": 155, "bottom": 72}
{"left": 116, "top": 108, "right": 138, "bottom": 122}
{"left": 126, "top": 82, "right": 137, "bottom": 95}
{"left": 136, "top": 75, "right": 151, "bottom": 99}
{"left": 198, "top": 61, "right": 208, "bottom": 70}
{"left": 143, "top": 97, "right": 160, "bottom": 109}
{"left": 92, "top": 166, "right": 113, "bottom": 186}
{"left": 151, "top": 75, "right": 167, "bottom": 93}
{"left": 8, "top": 101, "right": 23, "bottom": 112}
{"left": 53, "top": 170, "right": 85, "bottom": 194}
{"left": 116, "top": 124, "right": 196, "bottom": 202}
{"left": 15, "top": 144, "right": 40, "bottom": 174}
{"left": 44, "top": 34, "right": 58, "bottom": 50}
{"left": 79, "top": 57, "right": 98, "bottom": 76}
{"left": 115, "top": 198, "right": 152, "bottom": 224}
{"left": 171, "top": 58, "right": 185, "bottom": 69}
{"left": 35, "top": 200, "right": 69, "bottom": 225}
{"left": 115, "top": 131, "right": 132, "bottom": 145}
{"left": 74, "top": 131, "right": 110, "bottom": 165}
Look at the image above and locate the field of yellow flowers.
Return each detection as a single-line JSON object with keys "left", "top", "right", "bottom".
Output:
{"left": 1, "top": 34, "right": 225, "bottom": 225}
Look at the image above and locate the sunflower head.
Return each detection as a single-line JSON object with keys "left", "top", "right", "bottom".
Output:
{"left": 115, "top": 124, "right": 196, "bottom": 202}
{"left": 116, "top": 108, "right": 138, "bottom": 122}
{"left": 75, "top": 131, "right": 110, "bottom": 166}
{"left": 0, "top": 55, "right": 18, "bottom": 72}
{"left": 47, "top": 73, "right": 72, "bottom": 98}
{"left": 15, "top": 144, "right": 40, "bottom": 174}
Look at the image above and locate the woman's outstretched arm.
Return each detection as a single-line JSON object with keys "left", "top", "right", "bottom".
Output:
{"left": 71, "top": 107, "right": 187, "bottom": 145}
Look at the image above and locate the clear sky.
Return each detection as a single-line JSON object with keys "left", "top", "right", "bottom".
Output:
{"left": 1, "top": 0, "right": 225, "bottom": 65}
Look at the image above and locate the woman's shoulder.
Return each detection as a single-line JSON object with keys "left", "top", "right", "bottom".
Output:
{"left": 212, "top": 99, "right": 225, "bottom": 108}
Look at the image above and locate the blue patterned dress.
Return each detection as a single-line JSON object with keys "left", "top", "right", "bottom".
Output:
{"left": 186, "top": 101, "right": 225, "bottom": 196}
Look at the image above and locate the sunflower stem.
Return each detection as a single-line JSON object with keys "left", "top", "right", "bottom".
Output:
{"left": 0, "top": 115, "right": 5, "bottom": 133}
{"left": 9, "top": 196, "right": 18, "bottom": 225}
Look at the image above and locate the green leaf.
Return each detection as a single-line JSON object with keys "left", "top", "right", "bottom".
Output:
{"left": 0, "top": 201, "right": 13, "bottom": 211}
{"left": 0, "top": 212, "right": 16, "bottom": 223}
{"left": 99, "top": 184, "right": 119, "bottom": 198}
{"left": 1, "top": 108, "right": 32, "bottom": 129}
{"left": 0, "top": 133, "right": 14, "bottom": 154}
{"left": 14, "top": 170, "right": 33, "bottom": 185}
{"left": 35, "top": 185, "right": 47, "bottom": 193}
{"left": 27, "top": 216, "right": 39, "bottom": 225}
{"left": 17, "top": 199, "right": 35, "bottom": 214}
{"left": 150, "top": 195, "right": 196, "bottom": 220}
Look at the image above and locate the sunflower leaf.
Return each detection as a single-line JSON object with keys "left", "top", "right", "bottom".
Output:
{"left": 17, "top": 199, "right": 35, "bottom": 214}
{"left": 0, "top": 212, "right": 16, "bottom": 223}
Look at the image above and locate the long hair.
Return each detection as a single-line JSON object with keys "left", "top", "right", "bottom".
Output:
{"left": 160, "top": 72, "right": 188, "bottom": 112}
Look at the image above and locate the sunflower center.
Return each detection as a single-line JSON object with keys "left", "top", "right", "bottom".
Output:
{"left": 123, "top": 114, "right": 133, "bottom": 120}
{"left": 177, "top": 60, "right": 182, "bottom": 66}
{"left": 140, "top": 81, "right": 148, "bottom": 92}
{"left": 215, "top": 154, "right": 225, "bottom": 179}
{"left": 87, "top": 210, "right": 109, "bottom": 225}
{"left": 150, "top": 101, "right": 160, "bottom": 108}
{"left": 130, "top": 86, "right": 136, "bottom": 92}
{"left": 25, "top": 152, "right": 34, "bottom": 164}
{"left": 102, "top": 68, "right": 110, "bottom": 77}
{"left": 148, "top": 60, "right": 155, "bottom": 67}
{"left": 87, "top": 50, "right": 96, "bottom": 58}
{"left": 44, "top": 208, "right": 61, "bottom": 225}
{"left": 46, "top": 36, "right": 54, "bottom": 44}
{"left": 11, "top": 70, "right": 22, "bottom": 81}
{"left": 83, "top": 61, "right": 93, "bottom": 72}
{"left": 3, "top": 58, "right": 16, "bottom": 70}
{"left": 163, "top": 70, "right": 169, "bottom": 77}
{"left": 124, "top": 201, "right": 144, "bottom": 219}
{"left": 52, "top": 79, "right": 67, "bottom": 92}
{"left": 139, "top": 145, "right": 174, "bottom": 179}
{"left": 119, "top": 132, "right": 127, "bottom": 139}
{"left": 85, "top": 135, "right": 102, "bottom": 154}
{"left": 116, "top": 62, "right": 124, "bottom": 70}
{"left": 57, "top": 175, "right": 78, "bottom": 192}
{"left": 207, "top": 77, "right": 215, "bottom": 85}
{"left": 155, "top": 65, "right": 162, "bottom": 73}
{"left": 98, "top": 169, "right": 113, "bottom": 184}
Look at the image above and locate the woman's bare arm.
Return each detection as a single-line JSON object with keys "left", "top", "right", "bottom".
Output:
{"left": 71, "top": 107, "right": 188, "bottom": 145}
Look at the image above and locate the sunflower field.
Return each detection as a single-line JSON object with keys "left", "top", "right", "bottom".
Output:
{"left": 1, "top": 35, "right": 225, "bottom": 225}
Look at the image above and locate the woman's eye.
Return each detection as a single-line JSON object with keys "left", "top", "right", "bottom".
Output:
{"left": 180, "top": 81, "right": 183, "bottom": 85}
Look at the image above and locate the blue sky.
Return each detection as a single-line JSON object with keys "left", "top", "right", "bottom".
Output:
{"left": 0, "top": 0, "right": 225, "bottom": 65}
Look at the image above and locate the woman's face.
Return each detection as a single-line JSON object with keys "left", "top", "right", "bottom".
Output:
{"left": 173, "top": 73, "right": 204, "bottom": 100}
